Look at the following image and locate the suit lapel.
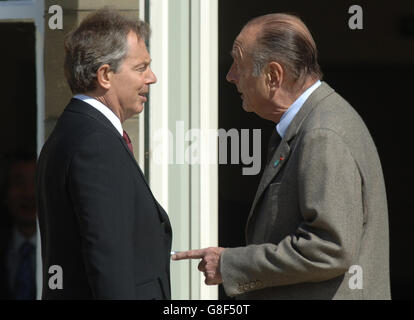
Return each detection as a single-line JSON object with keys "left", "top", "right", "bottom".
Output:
{"left": 65, "top": 99, "right": 170, "bottom": 225}
{"left": 245, "top": 139, "right": 291, "bottom": 236}
{"left": 66, "top": 98, "right": 121, "bottom": 137}
{"left": 66, "top": 99, "right": 145, "bottom": 175}
{"left": 245, "top": 82, "right": 335, "bottom": 240}
{"left": 115, "top": 128, "right": 170, "bottom": 225}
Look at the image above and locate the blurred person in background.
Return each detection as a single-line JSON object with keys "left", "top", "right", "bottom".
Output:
{"left": 0, "top": 154, "right": 37, "bottom": 300}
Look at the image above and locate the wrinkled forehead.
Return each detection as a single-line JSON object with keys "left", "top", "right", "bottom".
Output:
{"left": 231, "top": 24, "right": 259, "bottom": 59}
{"left": 231, "top": 39, "right": 244, "bottom": 59}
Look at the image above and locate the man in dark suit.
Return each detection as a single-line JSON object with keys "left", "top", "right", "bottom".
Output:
{"left": 36, "top": 9, "right": 172, "bottom": 300}
{"left": 173, "top": 13, "right": 390, "bottom": 299}
{"left": 1, "top": 156, "right": 37, "bottom": 300}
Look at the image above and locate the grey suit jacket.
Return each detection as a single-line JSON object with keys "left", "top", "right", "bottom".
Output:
{"left": 220, "top": 82, "right": 390, "bottom": 300}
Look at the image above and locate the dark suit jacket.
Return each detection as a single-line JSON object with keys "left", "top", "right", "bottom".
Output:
{"left": 36, "top": 98, "right": 172, "bottom": 300}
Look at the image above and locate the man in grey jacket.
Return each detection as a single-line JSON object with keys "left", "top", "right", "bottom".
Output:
{"left": 172, "top": 13, "right": 390, "bottom": 300}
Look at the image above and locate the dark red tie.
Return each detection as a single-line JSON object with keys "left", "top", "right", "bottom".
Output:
{"left": 123, "top": 130, "right": 134, "bottom": 155}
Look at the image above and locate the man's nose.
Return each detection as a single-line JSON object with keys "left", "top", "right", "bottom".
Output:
{"left": 226, "top": 65, "right": 236, "bottom": 84}
{"left": 148, "top": 68, "right": 157, "bottom": 84}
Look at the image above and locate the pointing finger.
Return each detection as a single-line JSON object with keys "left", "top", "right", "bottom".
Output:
{"left": 172, "top": 249, "right": 206, "bottom": 261}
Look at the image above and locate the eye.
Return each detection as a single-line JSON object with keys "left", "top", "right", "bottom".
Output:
{"left": 135, "top": 65, "right": 148, "bottom": 72}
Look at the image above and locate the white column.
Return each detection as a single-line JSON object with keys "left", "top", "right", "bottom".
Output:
{"left": 148, "top": 0, "right": 170, "bottom": 209}
{"left": 138, "top": 0, "right": 147, "bottom": 169}
{"left": 35, "top": 0, "right": 45, "bottom": 301}
{"left": 167, "top": 0, "right": 191, "bottom": 300}
{"left": 196, "top": 0, "right": 218, "bottom": 300}
{"left": 148, "top": 0, "right": 218, "bottom": 300}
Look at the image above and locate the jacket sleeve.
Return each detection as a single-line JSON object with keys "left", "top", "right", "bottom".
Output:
{"left": 220, "top": 128, "right": 364, "bottom": 297}
{"left": 68, "top": 132, "right": 136, "bottom": 299}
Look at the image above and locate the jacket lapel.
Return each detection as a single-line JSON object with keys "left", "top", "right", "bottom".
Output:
{"left": 65, "top": 99, "right": 169, "bottom": 225}
{"left": 66, "top": 99, "right": 145, "bottom": 173}
{"left": 245, "top": 82, "right": 335, "bottom": 240}
{"left": 249, "top": 140, "right": 290, "bottom": 220}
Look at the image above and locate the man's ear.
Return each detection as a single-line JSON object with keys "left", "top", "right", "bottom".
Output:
{"left": 267, "top": 62, "right": 284, "bottom": 91}
{"left": 96, "top": 64, "right": 112, "bottom": 90}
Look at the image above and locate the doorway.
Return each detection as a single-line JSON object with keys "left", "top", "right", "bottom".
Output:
{"left": 0, "top": 23, "right": 37, "bottom": 157}
{"left": 0, "top": 22, "right": 37, "bottom": 299}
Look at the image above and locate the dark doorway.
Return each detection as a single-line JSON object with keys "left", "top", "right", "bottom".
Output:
{"left": 218, "top": 1, "right": 414, "bottom": 299}
{"left": 0, "top": 22, "right": 37, "bottom": 300}
{"left": 0, "top": 23, "right": 37, "bottom": 158}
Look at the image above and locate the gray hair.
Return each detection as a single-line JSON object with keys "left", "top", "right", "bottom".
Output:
{"left": 246, "top": 14, "right": 323, "bottom": 84}
{"left": 64, "top": 8, "right": 150, "bottom": 94}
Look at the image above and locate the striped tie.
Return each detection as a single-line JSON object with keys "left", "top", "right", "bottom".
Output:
{"left": 123, "top": 130, "right": 134, "bottom": 155}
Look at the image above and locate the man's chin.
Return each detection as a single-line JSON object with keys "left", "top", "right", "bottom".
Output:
{"left": 137, "top": 104, "right": 144, "bottom": 114}
{"left": 242, "top": 103, "right": 252, "bottom": 112}
{"left": 134, "top": 102, "right": 144, "bottom": 115}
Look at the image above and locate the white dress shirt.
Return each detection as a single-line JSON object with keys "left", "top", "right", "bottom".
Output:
{"left": 73, "top": 94, "right": 123, "bottom": 136}
{"left": 276, "top": 80, "right": 321, "bottom": 138}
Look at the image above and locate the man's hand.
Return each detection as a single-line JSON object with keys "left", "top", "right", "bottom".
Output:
{"left": 172, "top": 247, "right": 226, "bottom": 285}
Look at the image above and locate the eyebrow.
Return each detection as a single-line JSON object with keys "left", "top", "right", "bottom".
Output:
{"left": 134, "top": 59, "right": 152, "bottom": 68}
{"left": 230, "top": 48, "right": 240, "bottom": 60}
{"left": 231, "top": 41, "right": 243, "bottom": 59}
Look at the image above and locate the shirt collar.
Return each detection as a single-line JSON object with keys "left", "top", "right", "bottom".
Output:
{"left": 73, "top": 94, "right": 124, "bottom": 136}
{"left": 276, "top": 80, "right": 321, "bottom": 138}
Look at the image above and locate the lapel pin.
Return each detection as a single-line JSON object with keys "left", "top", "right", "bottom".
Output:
{"left": 274, "top": 157, "right": 285, "bottom": 168}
